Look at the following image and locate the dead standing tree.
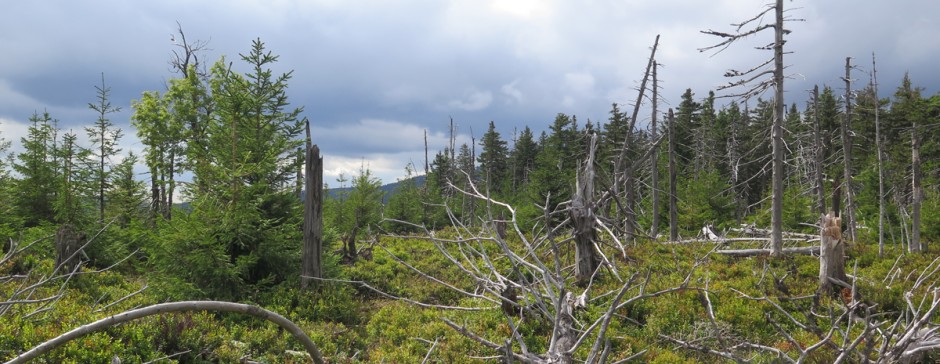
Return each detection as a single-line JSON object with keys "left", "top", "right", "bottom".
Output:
{"left": 840, "top": 57, "right": 858, "bottom": 242}
{"left": 612, "top": 34, "right": 659, "bottom": 243}
{"left": 700, "top": 0, "right": 800, "bottom": 256}
{"left": 301, "top": 119, "right": 324, "bottom": 289}
{"left": 373, "top": 143, "right": 703, "bottom": 363}
{"left": 571, "top": 134, "right": 600, "bottom": 286}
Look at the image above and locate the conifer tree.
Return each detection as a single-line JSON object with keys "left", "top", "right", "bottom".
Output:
{"left": 86, "top": 73, "right": 123, "bottom": 223}
{"left": 108, "top": 152, "right": 147, "bottom": 227}
{"left": 13, "top": 112, "right": 59, "bottom": 226}
{"left": 509, "top": 126, "right": 538, "bottom": 195}
{"left": 55, "top": 130, "right": 92, "bottom": 225}
{"left": 478, "top": 121, "right": 508, "bottom": 195}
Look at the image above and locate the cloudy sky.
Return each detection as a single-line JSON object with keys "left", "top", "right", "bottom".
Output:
{"left": 2, "top": 1, "right": 939, "bottom": 186}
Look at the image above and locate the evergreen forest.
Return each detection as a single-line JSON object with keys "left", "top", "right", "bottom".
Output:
{"left": 3, "top": 2, "right": 940, "bottom": 363}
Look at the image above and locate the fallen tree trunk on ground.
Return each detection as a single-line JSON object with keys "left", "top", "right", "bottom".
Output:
{"left": 6, "top": 301, "right": 325, "bottom": 364}
{"left": 715, "top": 246, "right": 820, "bottom": 257}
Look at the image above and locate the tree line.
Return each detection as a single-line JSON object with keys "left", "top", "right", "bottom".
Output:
{"left": 1, "top": 34, "right": 939, "bottom": 302}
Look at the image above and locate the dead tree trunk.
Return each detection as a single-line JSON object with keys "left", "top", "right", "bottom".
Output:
{"left": 572, "top": 134, "right": 599, "bottom": 287}
{"left": 548, "top": 292, "right": 577, "bottom": 364}
{"left": 872, "top": 53, "right": 886, "bottom": 257}
{"left": 813, "top": 85, "right": 827, "bottom": 216}
{"left": 841, "top": 57, "right": 857, "bottom": 242}
{"left": 770, "top": 0, "right": 785, "bottom": 257}
{"left": 819, "top": 213, "right": 846, "bottom": 295}
{"left": 301, "top": 144, "right": 324, "bottom": 289}
{"left": 55, "top": 224, "right": 85, "bottom": 273}
{"left": 650, "top": 61, "right": 661, "bottom": 238}
{"left": 911, "top": 123, "right": 922, "bottom": 253}
{"left": 668, "top": 109, "right": 679, "bottom": 241}
{"left": 616, "top": 35, "right": 659, "bottom": 243}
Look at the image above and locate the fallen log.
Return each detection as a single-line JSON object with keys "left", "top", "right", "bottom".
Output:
{"left": 716, "top": 246, "right": 819, "bottom": 257}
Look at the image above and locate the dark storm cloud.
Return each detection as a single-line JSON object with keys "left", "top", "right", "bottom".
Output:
{"left": 2, "top": 0, "right": 938, "bottom": 183}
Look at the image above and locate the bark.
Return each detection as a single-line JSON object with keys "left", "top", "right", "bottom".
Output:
{"left": 423, "top": 129, "right": 430, "bottom": 225}
{"left": 770, "top": 0, "right": 785, "bottom": 256}
{"left": 301, "top": 144, "right": 324, "bottom": 289}
{"left": 911, "top": 123, "right": 922, "bottom": 253}
{"left": 548, "top": 292, "right": 576, "bottom": 364}
{"left": 55, "top": 224, "right": 85, "bottom": 273}
{"left": 813, "top": 85, "right": 826, "bottom": 216}
{"left": 572, "top": 134, "right": 599, "bottom": 287}
{"left": 841, "top": 57, "right": 857, "bottom": 242}
{"left": 7, "top": 301, "right": 325, "bottom": 364}
{"left": 616, "top": 35, "right": 658, "bottom": 242}
{"left": 650, "top": 62, "right": 660, "bottom": 238}
{"left": 873, "top": 53, "right": 886, "bottom": 257}
{"left": 819, "top": 213, "right": 847, "bottom": 295}
{"left": 716, "top": 246, "right": 819, "bottom": 257}
{"left": 668, "top": 109, "right": 678, "bottom": 241}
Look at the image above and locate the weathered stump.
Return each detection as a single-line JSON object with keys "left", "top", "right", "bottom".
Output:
{"left": 819, "top": 213, "right": 847, "bottom": 295}
{"left": 571, "top": 134, "right": 599, "bottom": 287}
{"left": 301, "top": 144, "right": 323, "bottom": 290}
{"left": 55, "top": 224, "right": 85, "bottom": 272}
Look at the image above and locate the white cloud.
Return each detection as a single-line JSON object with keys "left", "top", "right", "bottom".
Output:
{"left": 448, "top": 90, "right": 494, "bottom": 111}
{"left": 0, "top": 80, "right": 44, "bottom": 113}
{"left": 501, "top": 80, "right": 524, "bottom": 104}
{"left": 490, "top": 0, "right": 552, "bottom": 19}
{"left": 0, "top": 117, "right": 29, "bottom": 153}
{"left": 564, "top": 72, "right": 595, "bottom": 96}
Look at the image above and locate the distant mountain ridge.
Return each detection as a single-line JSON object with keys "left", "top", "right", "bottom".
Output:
{"left": 324, "top": 175, "right": 426, "bottom": 203}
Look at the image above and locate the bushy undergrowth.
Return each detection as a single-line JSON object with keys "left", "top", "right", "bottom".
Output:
{"left": 1, "top": 224, "right": 936, "bottom": 362}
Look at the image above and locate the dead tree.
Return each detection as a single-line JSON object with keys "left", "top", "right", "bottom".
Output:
{"left": 666, "top": 255, "right": 940, "bottom": 363}
{"left": 301, "top": 120, "right": 324, "bottom": 289}
{"left": 165, "top": 22, "right": 210, "bottom": 217}
{"left": 669, "top": 108, "right": 679, "bottom": 241}
{"left": 572, "top": 134, "right": 599, "bottom": 287}
{"left": 55, "top": 224, "right": 85, "bottom": 273}
{"left": 818, "top": 213, "right": 846, "bottom": 295}
{"left": 812, "top": 85, "right": 827, "bottom": 216}
{"left": 872, "top": 53, "right": 886, "bottom": 257}
{"left": 650, "top": 61, "right": 661, "bottom": 238}
{"left": 910, "top": 122, "right": 922, "bottom": 253}
{"left": 701, "top": 0, "right": 799, "bottom": 256}
{"left": 614, "top": 34, "right": 659, "bottom": 243}
{"left": 840, "top": 57, "right": 857, "bottom": 242}
{"left": 370, "top": 146, "right": 698, "bottom": 362}
{"left": 8, "top": 301, "right": 324, "bottom": 364}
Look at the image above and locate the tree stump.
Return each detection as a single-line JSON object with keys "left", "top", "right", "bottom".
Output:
{"left": 819, "top": 213, "right": 847, "bottom": 295}
{"left": 571, "top": 134, "right": 599, "bottom": 287}
{"left": 301, "top": 144, "right": 323, "bottom": 290}
{"left": 55, "top": 224, "right": 85, "bottom": 272}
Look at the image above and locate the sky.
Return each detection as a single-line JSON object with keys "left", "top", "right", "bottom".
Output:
{"left": 2, "top": 0, "right": 939, "bottom": 188}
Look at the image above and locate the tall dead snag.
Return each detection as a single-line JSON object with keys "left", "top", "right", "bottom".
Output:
{"left": 841, "top": 57, "right": 857, "bottom": 242}
{"left": 911, "top": 122, "right": 922, "bottom": 253}
{"left": 872, "top": 53, "right": 886, "bottom": 257}
{"left": 615, "top": 34, "right": 658, "bottom": 243}
{"left": 650, "top": 61, "right": 661, "bottom": 238}
{"left": 812, "top": 85, "right": 827, "bottom": 216}
{"left": 668, "top": 109, "right": 678, "bottom": 241}
{"left": 819, "top": 213, "right": 846, "bottom": 294}
{"left": 700, "top": 0, "right": 796, "bottom": 256}
{"left": 55, "top": 224, "right": 85, "bottom": 273}
{"left": 301, "top": 121, "right": 323, "bottom": 289}
{"left": 572, "top": 133, "right": 599, "bottom": 287}
{"left": 769, "top": 0, "right": 787, "bottom": 257}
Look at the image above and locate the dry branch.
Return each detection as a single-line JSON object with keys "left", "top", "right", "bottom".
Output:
{"left": 6, "top": 301, "right": 324, "bottom": 364}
